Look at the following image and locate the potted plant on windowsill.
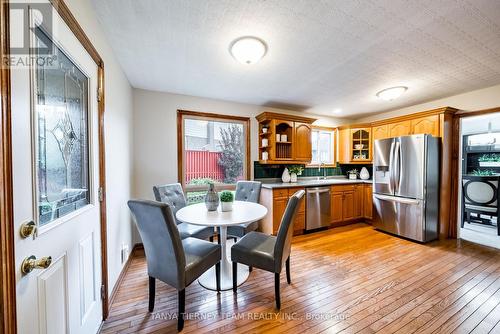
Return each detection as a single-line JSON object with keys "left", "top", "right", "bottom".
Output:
{"left": 478, "top": 154, "right": 500, "bottom": 167}
{"left": 288, "top": 165, "right": 304, "bottom": 183}
{"left": 220, "top": 191, "right": 234, "bottom": 212}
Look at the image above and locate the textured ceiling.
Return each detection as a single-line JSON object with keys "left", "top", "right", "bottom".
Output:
{"left": 91, "top": 0, "right": 500, "bottom": 117}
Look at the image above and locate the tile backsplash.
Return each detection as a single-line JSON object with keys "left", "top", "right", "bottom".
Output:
{"left": 253, "top": 162, "right": 373, "bottom": 179}
{"left": 339, "top": 164, "right": 373, "bottom": 179}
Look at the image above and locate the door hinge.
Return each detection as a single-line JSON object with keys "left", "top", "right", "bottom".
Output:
{"left": 98, "top": 187, "right": 104, "bottom": 202}
{"left": 101, "top": 285, "right": 106, "bottom": 300}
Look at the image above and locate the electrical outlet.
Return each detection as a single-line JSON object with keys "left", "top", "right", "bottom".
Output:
{"left": 121, "top": 244, "right": 129, "bottom": 264}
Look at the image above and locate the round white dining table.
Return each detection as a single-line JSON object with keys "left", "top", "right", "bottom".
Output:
{"left": 176, "top": 201, "right": 268, "bottom": 291}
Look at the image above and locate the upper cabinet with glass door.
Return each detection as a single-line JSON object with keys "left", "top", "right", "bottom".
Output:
{"left": 337, "top": 126, "right": 372, "bottom": 163}
{"left": 351, "top": 128, "right": 371, "bottom": 161}
{"left": 256, "top": 112, "right": 316, "bottom": 164}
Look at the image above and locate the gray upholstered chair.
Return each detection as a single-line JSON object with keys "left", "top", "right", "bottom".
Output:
{"left": 226, "top": 181, "right": 262, "bottom": 240}
{"left": 231, "top": 189, "right": 305, "bottom": 309}
{"left": 128, "top": 200, "right": 221, "bottom": 331}
{"left": 153, "top": 183, "right": 215, "bottom": 241}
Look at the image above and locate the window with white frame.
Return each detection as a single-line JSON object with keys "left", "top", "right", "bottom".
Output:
{"left": 311, "top": 128, "right": 335, "bottom": 165}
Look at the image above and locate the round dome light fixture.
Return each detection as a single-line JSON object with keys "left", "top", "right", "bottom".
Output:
{"left": 376, "top": 86, "right": 408, "bottom": 101}
{"left": 229, "top": 36, "right": 267, "bottom": 65}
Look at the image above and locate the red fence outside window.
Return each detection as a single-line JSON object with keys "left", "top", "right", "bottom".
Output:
{"left": 185, "top": 150, "right": 224, "bottom": 183}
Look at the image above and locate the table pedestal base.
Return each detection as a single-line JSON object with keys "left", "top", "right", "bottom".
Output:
{"left": 198, "top": 263, "right": 249, "bottom": 291}
{"left": 198, "top": 226, "right": 249, "bottom": 291}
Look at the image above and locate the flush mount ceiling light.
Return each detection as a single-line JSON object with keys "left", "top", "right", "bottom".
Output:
{"left": 229, "top": 36, "right": 267, "bottom": 65}
{"left": 376, "top": 86, "right": 408, "bottom": 101}
{"left": 332, "top": 108, "right": 342, "bottom": 114}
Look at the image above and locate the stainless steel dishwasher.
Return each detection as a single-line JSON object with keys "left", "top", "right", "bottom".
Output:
{"left": 306, "top": 186, "right": 331, "bottom": 231}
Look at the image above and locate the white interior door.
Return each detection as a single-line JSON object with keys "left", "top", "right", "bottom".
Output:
{"left": 11, "top": 2, "right": 103, "bottom": 333}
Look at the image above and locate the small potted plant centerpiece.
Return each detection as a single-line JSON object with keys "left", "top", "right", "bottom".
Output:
{"left": 347, "top": 169, "right": 358, "bottom": 180}
{"left": 220, "top": 190, "right": 234, "bottom": 212}
{"left": 288, "top": 165, "right": 304, "bottom": 183}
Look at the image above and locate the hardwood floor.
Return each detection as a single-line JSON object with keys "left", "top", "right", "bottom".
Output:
{"left": 100, "top": 223, "right": 500, "bottom": 334}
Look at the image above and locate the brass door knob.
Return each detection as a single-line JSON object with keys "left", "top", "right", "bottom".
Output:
{"left": 20, "top": 221, "right": 37, "bottom": 238}
{"left": 21, "top": 255, "right": 52, "bottom": 275}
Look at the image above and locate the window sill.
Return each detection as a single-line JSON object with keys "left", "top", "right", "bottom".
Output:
{"left": 184, "top": 184, "right": 237, "bottom": 192}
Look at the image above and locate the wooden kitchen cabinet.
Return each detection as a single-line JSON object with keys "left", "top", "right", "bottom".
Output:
{"left": 351, "top": 128, "right": 371, "bottom": 161}
{"left": 337, "top": 128, "right": 351, "bottom": 164}
{"left": 259, "top": 188, "right": 286, "bottom": 235}
{"left": 272, "top": 196, "right": 288, "bottom": 234}
{"left": 330, "top": 191, "right": 343, "bottom": 224}
{"left": 372, "top": 124, "right": 389, "bottom": 140}
{"left": 373, "top": 116, "right": 439, "bottom": 141}
{"left": 271, "top": 189, "right": 289, "bottom": 235}
{"left": 342, "top": 190, "right": 355, "bottom": 221}
{"left": 294, "top": 122, "right": 312, "bottom": 161}
{"left": 411, "top": 115, "right": 440, "bottom": 136}
{"left": 259, "top": 187, "right": 305, "bottom": 235}
{"left": 378, "top": 115, "right": 439, "bottom": 140}
{"left": 261, "top": 183, "right": 372, "bottom": 235}
{"left": 337, "top": 126, "right": 372, "bottom": 163}
{"left": 389, "top": 120, "right": 411, "bottom": 137}
{"left": 256, "top": 112, "right": 316, "bottom": 164}
{"left": 363, "top": 184, "right": 373, "bottom": 219}
{"left": 289, "top": 188, "right": 306, "bottom": 235}
{"left": 354, "top": 184, "right": 364, "bottom": 219}
{"left": 331, "top": 185, "right": 357, "bottom": 225}
{"left": 330, "top": 184, "right": 372, "bottom": 225}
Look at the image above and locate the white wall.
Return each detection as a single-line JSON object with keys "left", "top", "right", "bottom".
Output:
{"left": 67, "top": 0, "right": 134, "bottom": 297}
{"left": 356, "top": 84, "right": 500, "bottom": 122}
{"left": 132, "top": 89, "right": 345, "bottom": 235}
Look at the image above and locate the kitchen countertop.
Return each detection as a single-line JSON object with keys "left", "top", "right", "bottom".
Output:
{"left": 257, "top": 177, "right": 373, "bottom": 189}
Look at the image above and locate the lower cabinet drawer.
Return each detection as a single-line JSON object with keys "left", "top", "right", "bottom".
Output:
{"left": 273, "top": 188, "right": 289, "bottom": 198}
{"left": 331, "top": 184, "right": 356, "bottom": 192}
{"left": 342, "top": 185, "right": 356, "bottom": 192}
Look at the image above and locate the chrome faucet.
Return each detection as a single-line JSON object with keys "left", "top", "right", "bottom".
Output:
{"left": 318, "top": 162, "right": 327, "bottom": 180}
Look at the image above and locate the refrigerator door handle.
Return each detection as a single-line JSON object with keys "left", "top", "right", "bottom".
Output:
{"left": 388, "top": 141, "right": 396, "bottom": 194}
{"left": 394, "top": 141, "right": 402, "bottom": 192}
{"left": 373, "top": 194, "right": 420, "bottom": 205}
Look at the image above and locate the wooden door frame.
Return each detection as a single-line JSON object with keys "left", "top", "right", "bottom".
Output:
{"left": 449, "top": 106, "right": 500, "bottom": 239}
{"left": 0, "top": 1, "right": 110, "bottom": 332}
{"left": 0, "top": 1, "right": 16, "bottom": 333}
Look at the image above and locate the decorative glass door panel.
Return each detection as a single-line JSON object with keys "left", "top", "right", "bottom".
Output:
{"left": 351, "top": 129, "right": 371, "bottom": 161}
{"left": 34, "top": 27, "right": 90, "bottom": 227}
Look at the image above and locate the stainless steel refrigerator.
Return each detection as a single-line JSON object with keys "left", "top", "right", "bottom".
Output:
{"left": 373, "top": 134, "right": 440, "bottom": 242}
